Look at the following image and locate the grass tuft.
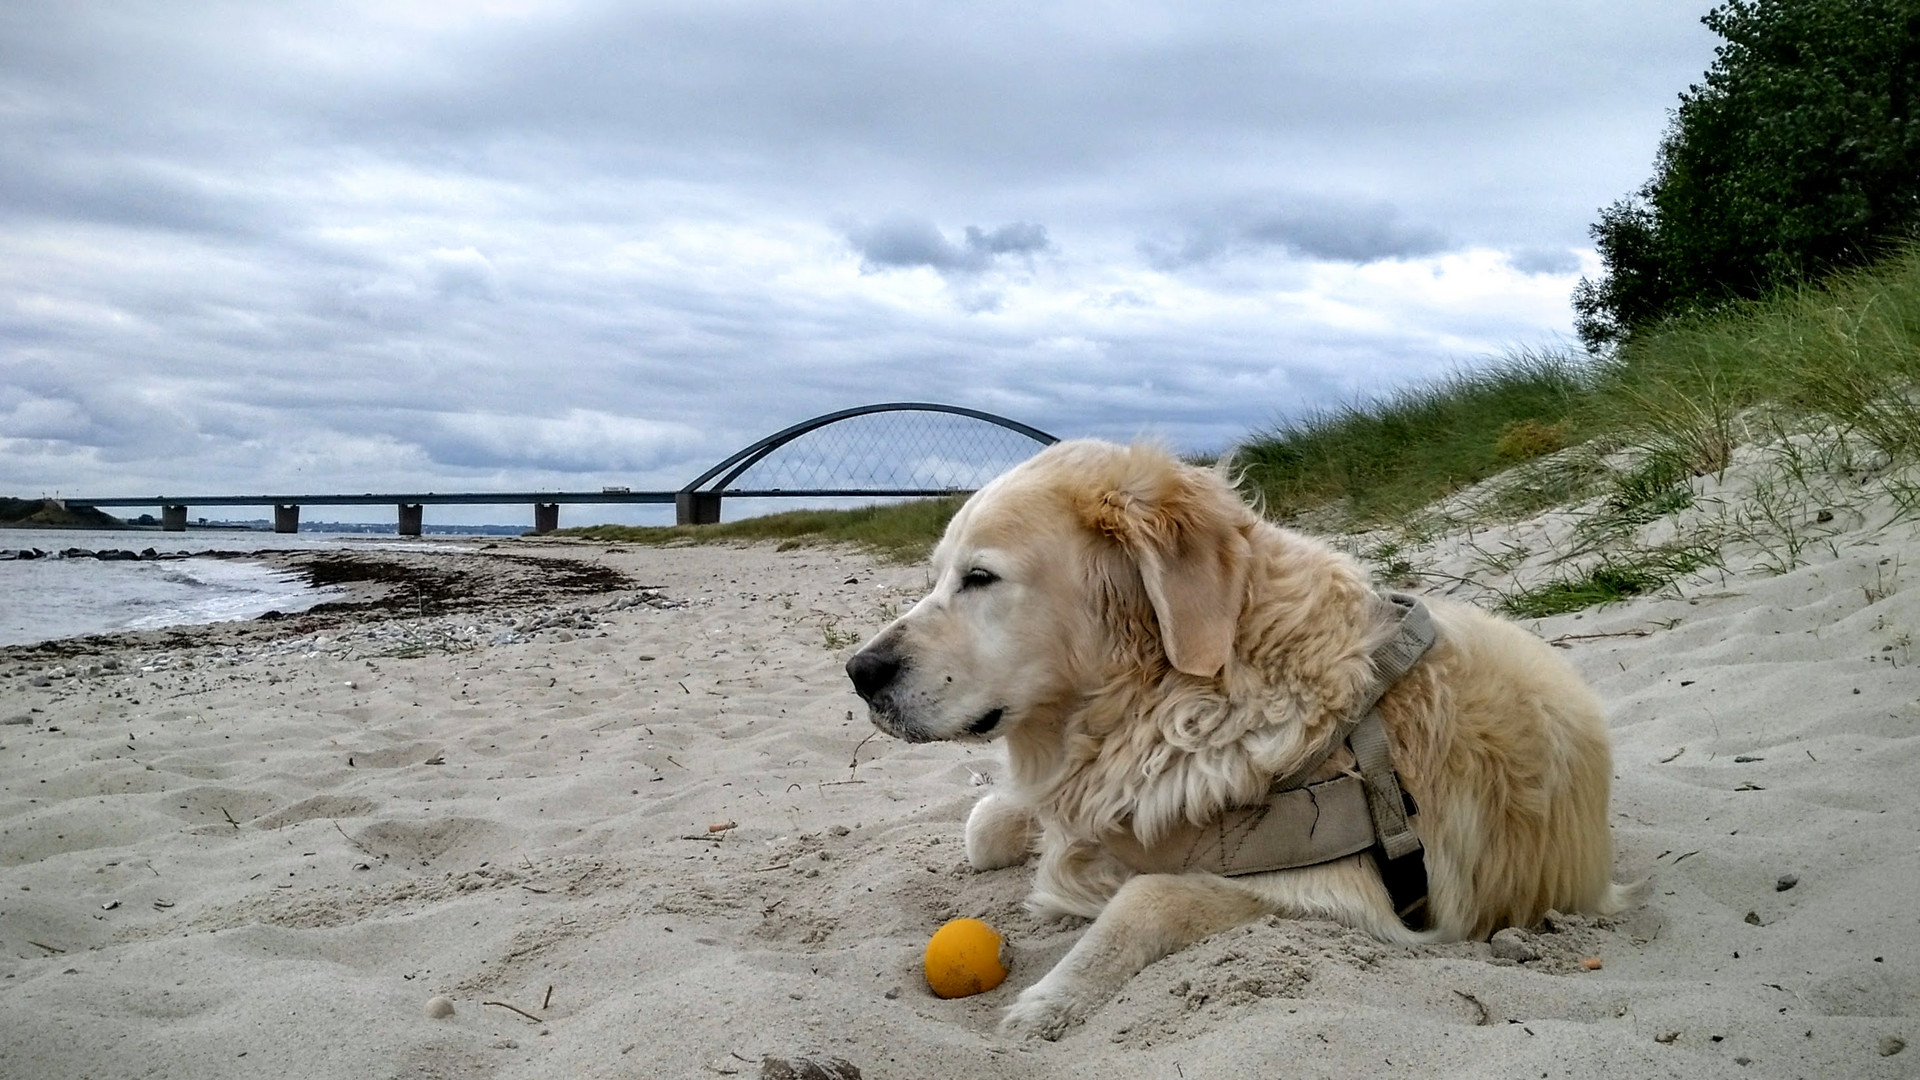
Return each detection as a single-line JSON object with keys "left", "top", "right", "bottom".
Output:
{"left": 1498, "top": 544, "right": 1718, "bottom": 619}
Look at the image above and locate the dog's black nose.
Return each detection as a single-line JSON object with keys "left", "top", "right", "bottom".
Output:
{"left": 846, "top": 648, "right": 901, "bottom": 701}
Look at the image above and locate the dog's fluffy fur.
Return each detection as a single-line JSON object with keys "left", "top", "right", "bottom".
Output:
{"left": 847, "top": 440, "right": 1629, "bottom": 1038}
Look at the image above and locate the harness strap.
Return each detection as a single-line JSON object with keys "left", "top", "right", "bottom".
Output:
{"left": 1350, "top": 712, "right": 1420, "bottom": 861}
{"left": 1104, "top": 773, "right": 1378, "bottom": 877}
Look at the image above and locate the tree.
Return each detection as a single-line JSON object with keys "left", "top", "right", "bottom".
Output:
{"left": 1575, "top": 0, "right": 1920, "bottom": 351}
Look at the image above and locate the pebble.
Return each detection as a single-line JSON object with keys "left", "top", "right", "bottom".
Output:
{"left": 424, "top": 995, "right": 455, "bottom": 1019}
{"left": 1776, "top": 873, "right": 1799, "bottom": 891}
{"left": 761, "top": 1057, "right": 862, "bottom": 1080}
{"left": 1489, "top": 928, "right": 1542, "bottom": 962}
{"left": 1883, "top": 1036, "right": 1906, "bottom": 1057}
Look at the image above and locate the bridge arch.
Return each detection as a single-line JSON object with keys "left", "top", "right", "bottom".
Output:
{"left": 674, "top": 402, "right": 1059, "bottom": 524}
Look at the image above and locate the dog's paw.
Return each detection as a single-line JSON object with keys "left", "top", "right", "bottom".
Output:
{"left": 998, "top": 985, "right": 1082, "bottom": 1041}
{"left": 964, "top": 793, "right": 1036, "bottom": 871}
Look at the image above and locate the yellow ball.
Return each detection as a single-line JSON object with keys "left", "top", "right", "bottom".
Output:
{"left": 923, "top": 917, "right": 1009, "bottom": 999}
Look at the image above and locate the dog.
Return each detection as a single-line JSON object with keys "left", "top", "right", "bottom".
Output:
{"left": 846, "top": 439, "right": 1629, "bottom": 1039}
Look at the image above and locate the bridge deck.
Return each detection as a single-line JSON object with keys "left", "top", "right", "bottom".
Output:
{"left": 65, "top": 489, "right": 970, "bottom": 509}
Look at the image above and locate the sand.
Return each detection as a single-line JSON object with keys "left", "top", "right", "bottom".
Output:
{"left": 1, "top": 520, "right": 1915, "bottom": 1079}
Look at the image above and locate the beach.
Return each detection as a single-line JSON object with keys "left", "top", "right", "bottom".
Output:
{"left": 1, "top": 531, "right": 1915, "bottom": 1079}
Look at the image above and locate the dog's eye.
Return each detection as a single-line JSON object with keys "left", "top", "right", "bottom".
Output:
{"left": 960, "top": 568, "right": 998, "bottom": 591}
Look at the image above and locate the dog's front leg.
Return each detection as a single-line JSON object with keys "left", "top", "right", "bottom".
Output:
{"left": 964, "top": 792, "right": 1037, "bottom": 870}
{"left": 1000, "top": 873, "right": 1266, "bottom": 1040}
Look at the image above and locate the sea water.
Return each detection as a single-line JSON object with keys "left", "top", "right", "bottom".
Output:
{"left": 0, "top": 529, "right": 473, "bottom": 648}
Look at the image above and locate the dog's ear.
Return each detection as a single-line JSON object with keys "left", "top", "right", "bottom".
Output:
{"left": 1086, "top": 455, "right": 1250, "bottom": 678}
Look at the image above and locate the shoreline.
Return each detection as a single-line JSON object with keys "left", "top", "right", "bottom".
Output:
{"left": 0, "top": 539, "right": 623, "bottom": 660}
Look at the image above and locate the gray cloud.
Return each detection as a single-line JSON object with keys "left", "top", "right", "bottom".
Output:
{"left": 847, "top": 218, "right": 1051, "bottom": 275}
{"left": 1507, "top": 247, "right": 1583, "bottom": 275}
{"left": 1145, "top": 199, "right": 1450, "bottom": 268}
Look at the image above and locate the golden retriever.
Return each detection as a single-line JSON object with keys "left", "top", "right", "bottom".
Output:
{"left": 847, "top": 439, "right": 1629, "bottom": 1039}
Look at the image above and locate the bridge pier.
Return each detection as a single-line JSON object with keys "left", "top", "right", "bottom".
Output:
{"left": 533, "top": 503, "right": 559, "bottom": 535}
{"left": 274, "top": 504, "right": 300, "bottom": 534}
{"left": 161, "top": 505, "right": 187, "bottom": 532}
{"left": 398, "top": 504, "right": 423, "bottom": 537}
{"left": 675, "top": 491, "right": 721, "bottom": 526}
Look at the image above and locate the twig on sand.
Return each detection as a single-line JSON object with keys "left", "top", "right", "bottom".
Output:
{"left": 848, "top": 729, "right": 878, "bottom": 780}
{"left": 483, "top": 1000, "right": 544, "bottom": 1023}
{"left": 28, "top": 940, "right": 64, "bottom": 954}
{"left": 219, "top": 807, "right": 240, "bottom": 829}
{"left": 1548, "top": 628, "right": 1654, "bottom": 648}
{"left": 1453, "top": 989, "right": 1491, "bottom": 1025}
{"left": 543, "top": 985, "right": 554, "bottom": 1011}
{"left": 1658, "top": 746, "right": 1686, "bottom": 764}
{"left": 664, "top": 755, "right": 687, "bottom": 770}
{"left": 332, "top": 820, "right": 375, "bottom": 856}
{"left": 753, "top": 862, "right": 792, "bottom": 872}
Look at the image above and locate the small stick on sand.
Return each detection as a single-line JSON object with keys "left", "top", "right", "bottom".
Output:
{"left": 1453, "top": 989, "right": 1491, "bottom": 1025}
{"left": 332, "top": 820, "right": 374, "bottom": 856}
{"left": 28, "top": 940, "right": 64, "bottom": 954}
{"left": 483, "top": 1000, "right": 545, "bottom": 1023}
{"left": 847, "top": 730, "right": 877, "bottom": 779}
{"left": 542, "top": 985, "right": 553, "bottom": 1010}
{"left": 1548, "top": 628, "right": 1654, "bottom": 646}
{"left": 219, "top": 807, "right": 240, "bottom": 829}
{"left": 665, "top": 756, "right": 687, "bottom": 770}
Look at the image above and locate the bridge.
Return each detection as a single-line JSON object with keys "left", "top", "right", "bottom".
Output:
{"left": 63, "top": 403, "right": 1059, "bottom": 535}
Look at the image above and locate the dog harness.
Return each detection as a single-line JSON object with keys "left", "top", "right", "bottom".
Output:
{"left": 1107, "top": 592, "right": 1437, "bottom": 929}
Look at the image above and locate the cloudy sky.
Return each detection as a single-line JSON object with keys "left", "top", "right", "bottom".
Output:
{"left": 1, "top": 1, "right": 1718, "bottom": 524}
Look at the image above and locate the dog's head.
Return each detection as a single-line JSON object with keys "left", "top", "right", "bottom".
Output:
{"left": 846, "top": 439, "right": 1253, "bottom": 743}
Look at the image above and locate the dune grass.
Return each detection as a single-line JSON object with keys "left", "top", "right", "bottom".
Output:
{"left": 1234, "top": 350, "right": 1600, "bottom": 525}
{"left": 1238, "top": 247, "right": 1920, "bottom": 530}
{"left": 560, "top": 496, "right": 965, "bottom": 563}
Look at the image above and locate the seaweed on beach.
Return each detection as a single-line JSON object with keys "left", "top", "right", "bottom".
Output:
{"left": 0, "top": 549, "right": 634, "bottom": 663}
{"left": 286, "top": 551, "right": 631, "bottom": 619}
